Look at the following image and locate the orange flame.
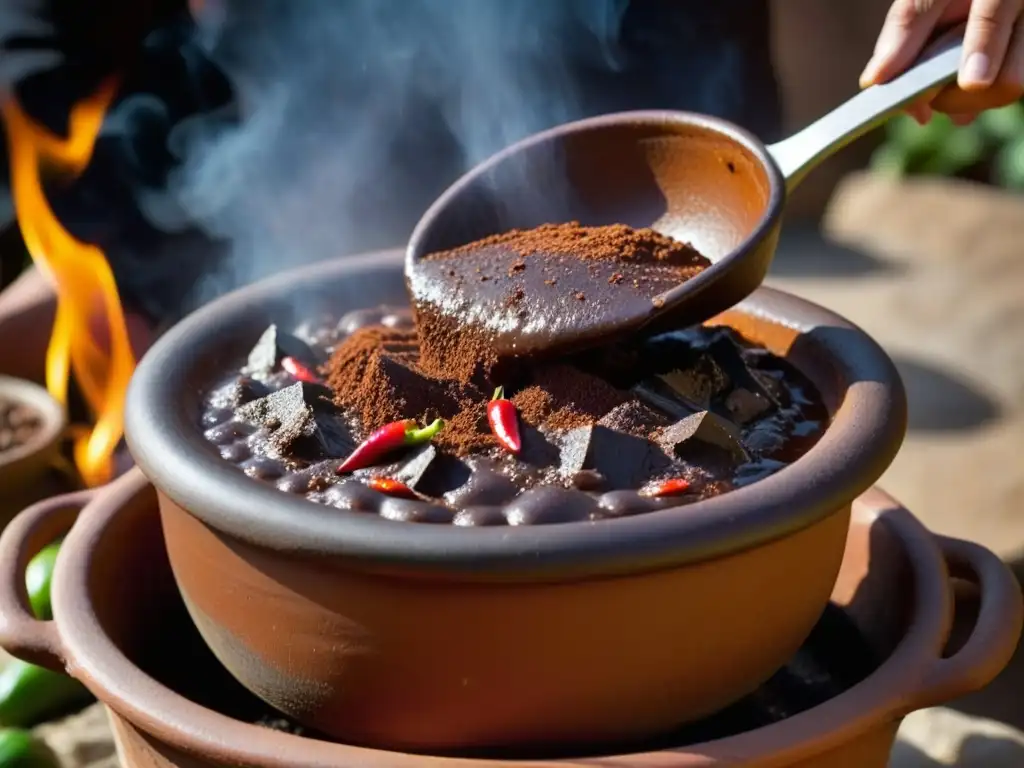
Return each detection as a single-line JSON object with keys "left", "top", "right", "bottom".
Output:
{"left": 2, "top": 81, "right": 135, "bottom": 487}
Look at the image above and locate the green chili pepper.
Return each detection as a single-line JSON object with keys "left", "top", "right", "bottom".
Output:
{"left": 0, "top": 540, "right": 93, "bottom": 728}
{"left": 0, "top": 661, "right": 93, "bottom": 729}
{"left": 0, "top": 729, "right": 60, "bottom": 768}
{"left": 24, "top": 541, "right": 61, "bottom": 622}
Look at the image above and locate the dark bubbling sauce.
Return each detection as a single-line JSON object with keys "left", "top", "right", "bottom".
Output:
{"left": 198, "top": 305, "right": 828, "bottom": 526}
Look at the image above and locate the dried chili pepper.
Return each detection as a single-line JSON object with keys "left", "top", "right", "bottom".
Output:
{"left": 641, "top": 478, "right": 691, "bottom": 498}
{"left": 486, "top": 387, "right": 521, "bottom": 454}
{"left": 367, "top": 477, "right": 419, "bottom": 499}
{"left": 337, "top": 418, "right": 444, "bottom": 474}
{"left": 281, "top": 356, "right": 322, "bottom": 384}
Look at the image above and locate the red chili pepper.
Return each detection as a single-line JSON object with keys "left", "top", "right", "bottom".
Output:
{"left": 367, "top": 477, "right": 419, "bottom": 499}
{"left": 337, "top": 418, "right": 444, "bottom": 474}
{"left": 281, "top": 356, "right": 322, "bottom": 384}
{"left": 641, "top": 478, "right": 692, "bottom": 498}
{"left": 486, "top": 387, "right": 522, "bottom": 454}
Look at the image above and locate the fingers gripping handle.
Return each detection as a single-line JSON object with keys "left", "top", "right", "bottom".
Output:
{"left": 0, "top": 490, "right": 96, "bottom": 671}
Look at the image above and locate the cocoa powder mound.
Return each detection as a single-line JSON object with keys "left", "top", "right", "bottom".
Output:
{"left": 512, "top": 365, "right": 630, "bottom": 432}
{"left": 325, "top": 323, "right": 640, "bottom": 456}
{"left": 423, "top": 221, "right": 710, "bottom": 267}
{"left": 413, "top": 305, "right": 499, "bottom": 386}
{"left": 327, "top": 327, "right": 475, "bottom": 435}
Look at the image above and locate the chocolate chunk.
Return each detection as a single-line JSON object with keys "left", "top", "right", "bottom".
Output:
{"left": 725, "top": 387, "right": 772, "bottom": 425}
{"left": 658, "top": 411, "right": 750, "bottom": 463}
{"left": 706, "top": 334, "right": 780, "bottom": 407}
{"left": 631, "top": 381, "right": 699, "bottom": 420}
{"left": 391, "top": 444, "right": 438, "bottom": 490}
{"left": 242, "top": 324, "right": 319, "bottom": 377}
{"left": 209, "top": 377, "right": 270, "bottom": 409}
{"left": 560, "top": 424, "right": 670, "bottom": 490}
{"left": 657, "top": 355, "right": 729, "bottom": 409}
{"left": 236, "top": 383, "right": 354, "bottom": 459}
{"left": 597, "top": 400, "right": 672, "bottom": 438}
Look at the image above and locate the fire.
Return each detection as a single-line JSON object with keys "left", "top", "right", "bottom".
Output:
{"left": 2, "top": 81, "right": 135, "bottom": 487}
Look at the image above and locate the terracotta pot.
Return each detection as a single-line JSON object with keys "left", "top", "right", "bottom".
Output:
{"left": 0, "top": 376, "right": 68, "bottom": 526}
{"left": 120, "top": 249, "right": 907, "bottom": 751}
{"left": 0, "top": 470, "right": 1019, "bottom": 767}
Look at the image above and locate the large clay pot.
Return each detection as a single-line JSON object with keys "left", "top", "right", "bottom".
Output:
{"left": 0, "top": 470, "right": 1019, "bottom": 767}
{"left": 119, "top": 249, "right": 907, "bottom": 751}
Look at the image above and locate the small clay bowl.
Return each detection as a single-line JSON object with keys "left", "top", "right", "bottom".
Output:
{"left": 120, "top": 249, "right": 908, "bottom": 751}
{"left": 0, "top": 376, "right": 67, "bottom": 526}
{"left": 0, "top": 470, "right": 1019, "bottom": 768}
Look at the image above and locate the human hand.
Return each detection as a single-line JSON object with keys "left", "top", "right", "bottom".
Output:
{"left": 861, "top": 0, "right": 1024, "bottom": 124}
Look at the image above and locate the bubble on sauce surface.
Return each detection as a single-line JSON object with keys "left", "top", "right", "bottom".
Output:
{"left": 505, "top": 488, "right": 597, "bottom": 526}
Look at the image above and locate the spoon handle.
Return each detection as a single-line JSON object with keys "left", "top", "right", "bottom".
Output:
{"left": 767, "top": 29, "right": 964, "bottom": 190}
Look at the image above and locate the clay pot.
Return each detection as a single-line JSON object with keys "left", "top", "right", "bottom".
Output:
{"left": 120, "top": 249, "right": 908, "bottom": 751}
{"left": 0, "top": 376, "right": 67, "bottom": 526}
{"left": 0, "top": 470, "right": 1019, "bottom": 767}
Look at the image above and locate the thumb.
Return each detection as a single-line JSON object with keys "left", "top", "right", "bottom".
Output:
{"left": 862, "top": 0, "right": 952, "bottom": 86}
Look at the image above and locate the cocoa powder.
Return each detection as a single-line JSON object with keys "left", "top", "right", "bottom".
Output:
{"left": 325, "top": 324, "right": 640, "bottom": 456}
{"left": 424, "top": 221, "right": 709, "bottom": 267}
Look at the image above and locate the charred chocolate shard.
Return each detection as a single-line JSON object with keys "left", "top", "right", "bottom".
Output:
{"left": 391, "top": 444, "right": 438, "bottom": 490}
{"left": 705, "top": 333, "right": 781, "bottom": 408}
{"left": 560, "top": 424, "right": 670, "bottom": 490}
{"left": 236, "top": 383, "right": 353, "bottom": 459}
{"left": 208, "top": 376, "right": 270, "bottom": 409}
{"left": 243, "top": 324, "right": 319, "bottom": 377}
{"left": 598, "top": 399, "right": 672, "bottom": 438}
{"left": 657, "top": 354, "right": 729, "bottom": 410}
{"left": 725, "top": 387, "right": 773, "bottom": 425}
{"left": 631, "top": 380, "right": 699, "bottom": 421}
{"left": 658, "top": 411, "right": 750, "bottom": 463}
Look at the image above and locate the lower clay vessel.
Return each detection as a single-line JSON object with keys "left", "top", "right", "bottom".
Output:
{"left": 0, "top": 469, "right": 1019, "bottom": 767}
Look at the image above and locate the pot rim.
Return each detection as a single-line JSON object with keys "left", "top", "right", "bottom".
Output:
{"left": 124, "top": 250, "right": 906, "bottom": 580}
{"left": 0, "top": 375, "right": 66, "bottom": 471}
{"left": 49, "top": 469, "right": 956, "bottom": 767}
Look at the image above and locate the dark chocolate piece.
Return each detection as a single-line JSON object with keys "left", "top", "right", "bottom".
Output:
{"left": 705, "top": 334, "right": 780, "bottom": 407}
{"left": 237, "top": 383, "right": 354, "bottom": 458}
{"left": 391, "top": 444, "right": 438, "bottom": 490}
{"left": 659, "top": 411, "right": 750, "bottom": 463}
{"left": 657, "top": 355, "right": 729, "bottom": 409}
{"left": 560, "top": 424, "right": 670, "bottom": 490}
{"left": 243, "top": 324, "right": 320, "bottom": 377}
{"left": 725, "top": 387, "right": 773, "bottom": 425}
{"left": 597, "top": 399, "right": 672, "bottom": 438}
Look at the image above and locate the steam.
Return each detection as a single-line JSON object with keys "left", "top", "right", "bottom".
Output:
{"left": 136, "top": 0, "right": 631, "bottom": 306}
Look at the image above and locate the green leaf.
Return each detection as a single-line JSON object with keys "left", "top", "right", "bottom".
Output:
{"left": 917, "top": 126, "right": 985, "bottom": 176}
{"left": 885, "top": 112, "right": 955, "bottom": 156}
{"left": 977, "top": 102, "right": 1024, "bottom": 143}
{"left": 869, "top": 143, "right": 910, "bottom": 177}
{"left": 994, "top": 136, "right": 1024, "bottom": 190}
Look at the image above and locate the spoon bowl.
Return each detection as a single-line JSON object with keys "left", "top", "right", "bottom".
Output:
{"left": 407, "top": 31, "right": 965, "bottom": 356}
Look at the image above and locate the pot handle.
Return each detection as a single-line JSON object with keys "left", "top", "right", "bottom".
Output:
{"left": 908, "top": 535, "right": 1024, "bottom": 710}
{"left": 0, "top": 489, "right": 97, "bottom": 672}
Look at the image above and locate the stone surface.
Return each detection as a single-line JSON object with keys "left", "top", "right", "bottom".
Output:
{"left": 772, "top": 174, "right": 1024, "bottom": 564}
{"left": 892, "top": 709, "right": 1024, "bottom": 767}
